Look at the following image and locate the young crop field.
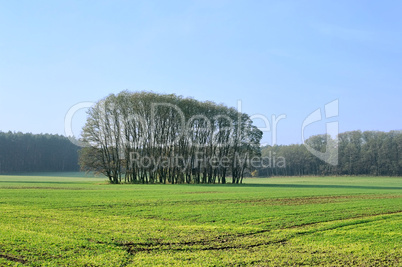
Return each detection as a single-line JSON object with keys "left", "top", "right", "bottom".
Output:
{"left": 0, "top": 174, "right": 401, "bottom": 266}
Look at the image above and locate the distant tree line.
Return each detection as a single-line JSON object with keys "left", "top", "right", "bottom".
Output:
{"left": 79, "top": 91, "right": 262, "bottom": 184}
{"left": 0, "top": 131, "right": 80, "bottom": 173}
{"left": 257, "top": 130, "right": 402, "bottom": 177}
{"left": 1, "top": 111, "right": 399, "bottom": 179}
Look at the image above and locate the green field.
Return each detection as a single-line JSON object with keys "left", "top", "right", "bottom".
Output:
{"left": 0, "top": 174, "right": 401, "bottom": 266}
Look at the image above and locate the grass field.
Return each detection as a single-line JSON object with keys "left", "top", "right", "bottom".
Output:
{"left": 0, "top": 174, "right": 401, "bottom": 266}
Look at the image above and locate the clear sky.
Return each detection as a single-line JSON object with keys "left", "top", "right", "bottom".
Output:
{"left": 1, "top": 0, "right": 401, "bottom": 145}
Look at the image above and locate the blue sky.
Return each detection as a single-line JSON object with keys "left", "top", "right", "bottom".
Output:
{"left": 1, "top": 0, "right": 401, "bottom": 145}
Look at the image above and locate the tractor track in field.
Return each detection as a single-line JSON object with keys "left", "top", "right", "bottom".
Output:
{"left": 118, "top": 210, "right": 401, "bottom": 254}
{"left": 0, "top": 253, "right": 28, "bottom": 264}
{"left": 233, "top": 194, "right": 402, "bottom": 206}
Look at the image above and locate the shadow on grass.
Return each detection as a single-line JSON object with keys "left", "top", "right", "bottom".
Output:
{"left": 0, "top": 180, "right": 401, "bottom": 190}
{"left": 239, "top": 183, "right": 402, "bottom": 190}
{"left": 0, "top": 181, "right": 81, "bottom": 185}
{"left": 182, "top": 183, "right": 402, "bottom": 190}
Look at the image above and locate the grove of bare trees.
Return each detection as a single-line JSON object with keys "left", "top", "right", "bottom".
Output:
{"left": 79, "top": 91, "right": 263, "bottom": 184}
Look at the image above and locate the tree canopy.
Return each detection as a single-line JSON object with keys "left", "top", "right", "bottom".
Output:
{"left": 79, "top": 91, "right": 263, "bottom": 184}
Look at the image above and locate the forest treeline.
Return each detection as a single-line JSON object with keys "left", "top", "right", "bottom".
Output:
{"left": 0, "top": 131, "right": 79, "bottom": 173}
{"left": 257, "top": 130, "right": 402, "bottom": 177}
{"left": 0, "top": 118, "right": 400, "bottom": 178}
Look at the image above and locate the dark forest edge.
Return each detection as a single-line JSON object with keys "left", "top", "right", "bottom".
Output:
{"left": 258, "top": 130, "right": 402, "bottom": 177}
{"left": 0, "top": 131, "right": 79, "bottom": 173}
{"left": 0, "top": 129, "right": 401, "bottom": 178}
